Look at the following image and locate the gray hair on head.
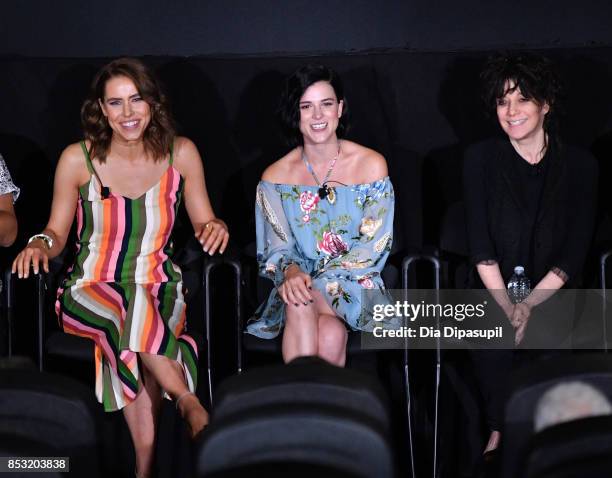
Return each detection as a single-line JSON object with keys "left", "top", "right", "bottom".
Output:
{"left": 534, "top": 381, "right": 612, "bottom": 433}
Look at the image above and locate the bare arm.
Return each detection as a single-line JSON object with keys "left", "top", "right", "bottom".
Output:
{"left": 512, "top": 270, "right": 566, "bottom": 345}
{"left": 476, "top": 262, "right": 515, "bottom": 319}
{"left": 173, "top": 137, "right": 229, "bottom": 255}
{"left": 12, "top": 144, "right": 84, "bottom": 277}
{"left": 0, "top": 194, "right": 17, "bottom": 247}
{"left": 523, "top": 271, "right": 566, "bottom": 308}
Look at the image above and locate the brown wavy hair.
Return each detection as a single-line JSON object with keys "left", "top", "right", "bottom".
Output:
{"left": 81, "top": 57, "right": 175, "bottom": 162}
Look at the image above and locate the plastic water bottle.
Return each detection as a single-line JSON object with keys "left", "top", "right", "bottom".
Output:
{"left": 507, "top": 266, "right": 531, "bottom": 304}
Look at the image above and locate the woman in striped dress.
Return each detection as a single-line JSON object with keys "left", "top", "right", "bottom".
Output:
{"left": 12, "top": 58, "right": 229, "bottom": 478}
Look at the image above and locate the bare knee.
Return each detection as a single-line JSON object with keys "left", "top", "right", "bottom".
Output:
{"left": 318, "top": 317, "right": 347, "bottom": 352}
{"left": 317, "top": 315, "right": 347, "bottom": 366}
{"left": 282, "top": 303, "right": 318, "bottom": 362}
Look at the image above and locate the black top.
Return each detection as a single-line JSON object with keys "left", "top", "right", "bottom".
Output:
{"left": 514, "top": 145, "right": 549, "bottom": 275}
{"left": 463, "top": 138, "right": 598, "bottom": 287}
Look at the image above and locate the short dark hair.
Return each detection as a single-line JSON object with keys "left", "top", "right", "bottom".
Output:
{"left": 481, "top": 52, "right": 563, "bottom": 144}
{"left": 278, "top": 64, "right": 348, "bottom": 147}
{"left": 81, "top": 57, "right": 175, "bottom": 162}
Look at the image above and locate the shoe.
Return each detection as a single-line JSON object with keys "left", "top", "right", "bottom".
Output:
{"left": 483, "top": 447, "right": 498, "bottom": 464}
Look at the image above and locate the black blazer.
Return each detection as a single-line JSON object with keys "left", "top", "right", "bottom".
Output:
{"left": 463, "top": 138, "right": 598, "bottom": 287}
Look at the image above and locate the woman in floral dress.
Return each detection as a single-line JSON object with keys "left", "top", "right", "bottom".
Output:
{"left": 247, "top": 64, "right": 395, "bottom": 366}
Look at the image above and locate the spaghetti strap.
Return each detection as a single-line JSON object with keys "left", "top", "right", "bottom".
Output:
{"left": 80, "top": 141, "right": 94, "bottom": 174}
{"left": 169, "top": 141, "right": 174, "bottom": 166}
{"left": 80, "top": 140, "right": 106, "bottom": 195}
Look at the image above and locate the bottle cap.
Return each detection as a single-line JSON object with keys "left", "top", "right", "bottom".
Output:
{"left": 514, "top": 266, "right": 525, "bottom": 274}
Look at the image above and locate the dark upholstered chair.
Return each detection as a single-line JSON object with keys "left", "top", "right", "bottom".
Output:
{"left": 195, "top": 357, "right": 394, "bottom": 478}
{"left": 525, "top": 415, "right": 612, "bottom": 478}
{"left": 500, "top": 354, "right": 612, "bottom": 478}
{"left": 0, "top": 368, "right": 104, "bottom": 477}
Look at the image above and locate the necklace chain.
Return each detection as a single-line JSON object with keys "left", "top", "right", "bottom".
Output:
{"left": 301, "top": 143, "right": 341, "bottom": 187}
{"left": 510, "top": 134, "right": 547, "bottom": 165}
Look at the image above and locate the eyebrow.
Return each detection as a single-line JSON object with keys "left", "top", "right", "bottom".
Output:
{"left": 105, "top": 93, "right": 142, "bottom": 101}
{"left": 299, "top": 97, "right": 336, "bottom": 104}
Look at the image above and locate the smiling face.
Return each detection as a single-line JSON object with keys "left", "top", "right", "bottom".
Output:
{"left": 298, "top": 80, "right": 344, "bottom": 146}
{"left": 99, "top": 75, "right": 151, "bottom": 143}
{"left": 496, "top": 81, "right": 549, "bottom": 143}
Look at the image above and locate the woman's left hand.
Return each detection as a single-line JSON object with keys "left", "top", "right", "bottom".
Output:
{"left": 195, "top": 219, "right": 229, "bottom": 255}
{"left": 510, "top": 302, "right": 530, "bottom": 328}
{"left": 512, "top": 302, "right": 532, "bottom": 346}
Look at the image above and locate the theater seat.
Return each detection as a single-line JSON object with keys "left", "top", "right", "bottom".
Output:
{"left": 196, "top": 407, "right": 393, "bottom": 478}
{"left": 212, "top": 356, "right": 390, "bottom": 429}
{"left": 500, "top": 354, "right": 612, "bottom": 478}
{"left": 195, "top": 357, "right": 394, "bottom": 477}
{"left": 525, "top": 415, "right": 612, "bottom": 478}
{"left": 0, "top": 368, "right": 104, "bottom": 477}
{"left": 0, "top": 434, "right": 64, "bottom": 478}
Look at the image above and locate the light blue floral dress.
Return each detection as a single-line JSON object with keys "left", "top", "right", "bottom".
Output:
{"left": 247, "top": 177, "right": 395, "bottom": 339}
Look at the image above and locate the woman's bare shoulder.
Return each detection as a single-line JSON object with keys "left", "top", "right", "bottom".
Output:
{"left": 261, "top": 148, "right": 301, "bottom": 183}
{"left": 57, "top": 142, "right": 90, "bottom": 185}
{"left": 173, "top": 136, "right": 199, "bottom": 161}
{"left": 61, "top": 141, "right": 87, "bottom": 162}
{"left": 174, "top": 136, "right": 198, "bottom": 156}
{"left": 172, "top": 136, "right": 203, "bottom": 174}
{"left": 342, "top": 140, "right": 388, "bottom": 182}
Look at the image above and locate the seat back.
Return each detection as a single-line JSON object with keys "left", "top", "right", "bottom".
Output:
{"left": 439, "top": 200, "right": 470, "bottom": 289}
{"left": 500, "top": 354, "right": 612, "bottom": 478}
{"left": 525, "top": 415, "right": 612, "bottom": 478}
{"left": 213, "top": 356, "right": 390, "bottom": 429}
{"left": 600, "top": 249, "right": 611, "bottom": 351}
{"left": 0, "top": 369, "right": 103, "bottom": 477}
{"left": 0, "top": 433, "right": 64, "bottom": 477}
{"left": 197, "top": 357, "right": 393, "bottom": 477}
{"left": 196, "top": 406, "right": 393, "bottom": 478}
{"left": 0, "top": 267, "right": 14, "bottom": 357}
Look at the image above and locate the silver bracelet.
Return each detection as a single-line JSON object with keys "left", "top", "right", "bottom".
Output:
{"left": 28, "top": 233, "right": 54, "bottom": 250}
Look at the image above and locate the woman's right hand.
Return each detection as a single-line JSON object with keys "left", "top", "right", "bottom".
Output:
{"left": 501, "top": 302, "right": 515, "bottom": 322}
{"left": 278, "top": 264, "right": 314, "bottom": 307}
{"left": 12, "top": 242, "right": 50, "bottom": 278}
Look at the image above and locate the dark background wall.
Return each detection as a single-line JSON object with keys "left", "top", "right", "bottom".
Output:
{"left": 1, "top": 7, "right": 611, "bottom": 475}
{"left": 1, "top": 1, "right": 612, "bottom": 359}
{"left": 2, "top": 0, "right": 612, "bottom": 57}
{"left": 2, "top": 0, "right": 611, "bottom": 248}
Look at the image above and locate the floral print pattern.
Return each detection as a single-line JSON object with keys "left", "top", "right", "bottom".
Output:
{"left": 358, "top": 275, "right": 376, "bottom": 289}
{"left": 317, "top": 231, "right": 348, "bottom": 257}
{"left": 247, "top": 177, "right": 396, "bottom": 338}
{"left": 0, "top": 154, "right": 20, "bottom": 202}
{"left": 360, "top": 217, "right": 383, "bottom": 238}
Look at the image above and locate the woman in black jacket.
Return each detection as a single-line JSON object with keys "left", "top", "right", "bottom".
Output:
{"left": 463, "top": 52, "right": 598, "bottom": 455}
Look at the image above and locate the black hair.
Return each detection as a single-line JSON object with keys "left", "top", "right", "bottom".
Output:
{"left": 481, "top": 52, "right": 563, "bottom": 146}
{"left": 278, "top": 64, "right": 348, "bottom": 147}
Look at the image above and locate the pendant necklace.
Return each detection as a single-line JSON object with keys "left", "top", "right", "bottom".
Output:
{"left": 301, "top": 143, "right": 341, "bottom": 204}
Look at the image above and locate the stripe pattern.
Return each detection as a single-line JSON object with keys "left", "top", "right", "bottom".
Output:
{"left": 56, "top": 153, "right": 198, "bottom": 412}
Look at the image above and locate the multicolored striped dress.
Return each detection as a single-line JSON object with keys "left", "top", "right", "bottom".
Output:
{"left": 56, "top": 141, "right": 198, "bottom": 412}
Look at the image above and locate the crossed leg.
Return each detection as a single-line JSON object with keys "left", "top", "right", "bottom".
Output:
{"left": 139, "top": 353, "right": 209, "bottom": 437}
{"left": 124, "top": 353, "right": 209, "bottom": 477}
{"left": 123, "top": 365, "right": 162, "bottom": 478}
{"left": 282, "top": 289, "right": 348, "bottom": 366}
